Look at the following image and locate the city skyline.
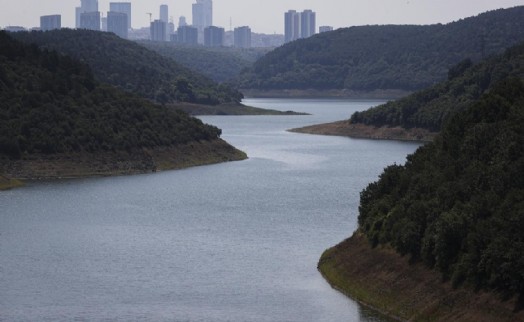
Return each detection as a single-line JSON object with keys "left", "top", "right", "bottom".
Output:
{"left": 0, "top": 0, "right": 523, "bottom": 34}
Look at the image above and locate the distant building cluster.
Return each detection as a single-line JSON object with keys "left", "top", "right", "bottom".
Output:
{"left": 285, "top": 9, "right": 317, "bottom": 43}
{"left": 4, "top": 0, "right": 334, "bottom": 48}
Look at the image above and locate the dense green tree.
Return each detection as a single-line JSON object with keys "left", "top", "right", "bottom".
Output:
{"left": 11, "top": 29, "right": 243, "bottom": 105}
{"left": 0, "top": 31, "right": 223, "bottom": 158}
{"left": 139, "top": 41, "right": 270, "bottom": 83}
{"left": 350, "top": 41, "right": 524, "bottom": 132}
{"left": 239, "top": 7, "right": 524, "bottom": 92}
{"left": 357, "top": 77, "right": 524, "bottom": 296}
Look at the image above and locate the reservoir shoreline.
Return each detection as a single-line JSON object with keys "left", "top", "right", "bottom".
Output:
{"left": 0, "top": 139, "right": 246, "bottom": 181}
{"left": 318, "top": 233, "right": 524, "bottom": 322}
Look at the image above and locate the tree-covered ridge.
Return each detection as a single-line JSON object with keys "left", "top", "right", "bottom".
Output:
{"left": 239, "top": 6, "right": 524, "bottom": 92}
{"left": 140, "top": 41, "right": 270, "bottom": 83}
{"left": 11, "top": 29, "right": 243, "bottom": 105}
{"left": 357, "top": 78, "right": 524, "bottom": 296}
{"left": 0, "top": 31, "right": 222, "bottom": 157}
{"left": 350, "top": 42, "right": 524, "bottom": 132}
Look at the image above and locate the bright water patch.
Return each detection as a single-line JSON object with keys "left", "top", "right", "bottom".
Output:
{"left": 0, "top": 98, "right": 419, "bottom": 321}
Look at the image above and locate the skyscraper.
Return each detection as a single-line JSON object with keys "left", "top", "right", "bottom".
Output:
{"left": 160, "top": 5, "right": 169, "bottom": 23}
{"left": 81, "top": 0, "right": 98, "bottom": 13}
{"left": 204, "top": 26, "right": 224, "bottom": 47}
{"left": 109, "top": 2, "right": 131, "bottom": 29}
{"left": 76, "top": 0, "right": 99, "bottom": 29}
{"left": 285, "top": 9, "right": 317, "bottom": 42}
{"left": 108, "top": 11, "right": 128, "bottom": 39}
{"left": 150, "top": 19, "right": 167, "bottom": 42}
{"left": 40, "top": 15, "right": 61, "bottom": 31}
{"left": 284, "top": 10, "right": 300, "bottom": 43}
{"left": 192, "top": 0, "right": 212, "bottom": 44}
{"left": 300, "top": 10, "right": 316, "bottom": 38}
{"left": 234, "top": 26, "right": 251, "bottom": 48}
{"left": 179, "top": 16, "right": 188, "bottom": 27}
{"left": 177, "top": 26, "right": 198, "bottom": 45}
{"left": 80, "top": 11, "right": 101, "bottom": 31}
{"left": 159, "top": 5, "right": 170, "bottom": 41}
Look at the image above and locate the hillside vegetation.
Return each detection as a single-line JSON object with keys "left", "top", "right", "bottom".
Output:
{"left": 350, "top": 42, "right": 524, "bottom": 132}
{"left": 357, "top": 78, "right": 524, "bottom": 297}
{"left": 0, "top": 31, "right": 237, "bottom": 160}
{"left": 11, "top": 29, "right": 243, "bottom": 105}
{"left": 140, "top": 41, "right": 270, "bottom": 83}
{"left": 239, "top": 6, "right": 524, "bottom": 92}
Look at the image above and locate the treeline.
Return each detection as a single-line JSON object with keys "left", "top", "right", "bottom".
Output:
{"left": 11, "top": 29, "right": 243, "bottom": 105}
{"left": 350, "top": 42, "right": 524, "bottom": 132}
{"left": 0, "top": 31, "right": 221, "bottom": 158}
{"left": 140, "top": 41, "right": 269, "bottom": 83}
{"left": 238, "top": 6, "right": 524, "bottom": 92}
{"left": 357, "top": 78, "right": 524, "bottom": 296}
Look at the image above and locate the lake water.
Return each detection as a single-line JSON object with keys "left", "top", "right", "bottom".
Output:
{"left": 0, "top": 98, "right": 420, "bottom": 321}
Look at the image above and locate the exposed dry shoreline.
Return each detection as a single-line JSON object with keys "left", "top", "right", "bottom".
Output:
{"left": 319, "top": 233, "right": 524, "bottom": 322}
{"left": 171, "top": 102, "right": 307, "bottom": 116}
{"left": 0, "top": 139, "right": 246, "bottom": 182}
{"left": 290, "top": 120, "right": 438, "bottom": 142}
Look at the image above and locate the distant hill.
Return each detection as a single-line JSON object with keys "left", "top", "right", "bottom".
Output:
{"left": 11, "top": 29, "right": 243, "bottom": 105}
{"left": 239, "top": 6, "right": 524, "bottom": 93}
{"left": 350, "top": 41, "right": 524, "bottom": 132}
{"left": 0, "top": 31, "right": 245, "bottom": 178}
{"left": 139, "top": 41, "right": 270, "bottom": 83}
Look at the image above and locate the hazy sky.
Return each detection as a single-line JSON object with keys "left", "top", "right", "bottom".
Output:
{"left": 0, "top": 0, "right": 523, "bottom": 34}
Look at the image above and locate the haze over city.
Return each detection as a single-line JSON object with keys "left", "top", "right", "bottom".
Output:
{"left": 0, "top": 0, "right": 523, "bottom": 34}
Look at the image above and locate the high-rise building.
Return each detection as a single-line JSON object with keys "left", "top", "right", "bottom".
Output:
{"left": 284, "top": 10, "right": 300, "bottom": 43}
{"left": 159, "top": 5, "right": 170, "bottom": 41}
{"left": 101, "top": 16, "right": 107, "bottom": 31}
{"left": 192, "top": 0, "right": 212, "bottom": 44}
{"left": 108, "top": 11, "right": 128, "bottom": 39}
{"left": 234, "top": 26, "right": 251, "bottom": 48}
{"left": 76, "top": 0, "right": 99, "bottom": 29}
{"left": 81, "top": 0, "right": 98, "bottom": 13}
{"left": 285, "top": 9, "right": 317, "bottom": 42}
{"left": 40, "top": 15, "right": 61, "bottom": 31}
{"left": 204, "top": 26, "right": 224, "bottom": 47}
{"left": 109, "top": 2, "right": 131, "bottom": 29}
{"left": 150, "top": 19, "right": 167, "bottom": 42}
{"left": 80, "top": 11, "right": 101, "bottom": 31}
{"left": 176, "top": 26, "right": 198, "bottom": 45}
{"left": 179, "top": 16, "right": 187, "bottom": 27}
{"left": 300, "top": 10, "right": 316, "bottom": 38}
{"left": 160, "top": 5, "right": 169, "bottom": 23}
{"left": 319, "top": 26, "right": 333, "bottom": 33}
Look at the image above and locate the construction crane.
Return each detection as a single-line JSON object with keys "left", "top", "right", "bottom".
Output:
{"left": 146, "top": 13, "right": 152, "bottom": 24}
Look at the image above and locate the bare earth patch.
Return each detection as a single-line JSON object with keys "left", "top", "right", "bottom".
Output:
{"left": 318, "top": 233, "right": 524, "bottom": 322}
{"left": 0, "top": 139, "right": 246, "bottom": 180}
{"left": 290, "top": 121, "right": 438, "bottom": 142}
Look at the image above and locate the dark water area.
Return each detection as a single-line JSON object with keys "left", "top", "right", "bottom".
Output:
{"left": 0, "top": 98, "right": 419, "bottom": 321}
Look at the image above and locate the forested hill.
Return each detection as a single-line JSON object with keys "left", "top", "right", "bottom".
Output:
{"left": 350, "top": 41, "right": 524, "bottom": 132}
{"left": 11, "top": 29, "right": 243, "bottom": 105}
{"left": 239, "top": 6, "right": 524, "bottom": 92}
{"left": 0, "top": 31, "right": 224, "bottom": 157}
{"left": 139, "top": 41, "right": 270, "bottom": 83}
{"left": 357, "top": 77, "right": 524, "bottom": 297}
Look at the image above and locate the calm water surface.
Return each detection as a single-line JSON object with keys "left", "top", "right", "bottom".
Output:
{"left": 0, "top": 98, "right": 420, "bottom": 321}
